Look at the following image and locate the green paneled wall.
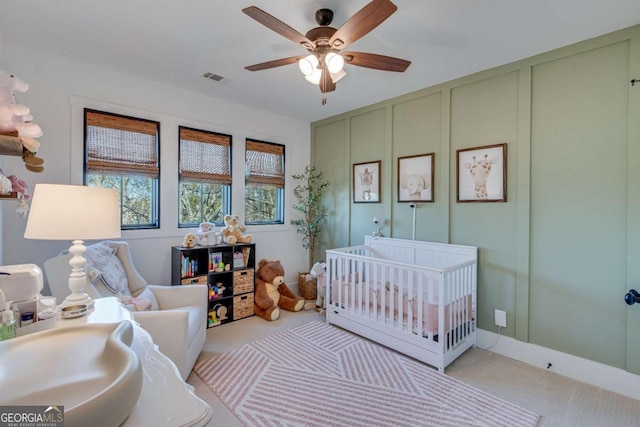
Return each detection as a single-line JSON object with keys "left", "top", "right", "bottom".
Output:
{"left": 450, "top": 71, "right": 520, "bottom": 334}
{"left": 530, "top": 41, "right": 630, "bottom": 367}
{"left": 392, "top": 93, "right": 445, "bottom": 242}
{"left": 350, "top": 109, "right": 387, "bottom": 245}
{"left": 312, "top": 119, "right": 348, "bottom": 257}
{"left": 311, "top": 25, "right": 640, "bottom": 373}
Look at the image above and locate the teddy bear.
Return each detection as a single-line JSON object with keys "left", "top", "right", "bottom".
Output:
{"left": 400, "top": 173, "right": 430, "bottom": 198}
{"left": 220, "top": 214, "right": 252, "bottom": 245}
{"left": 254, "top": 259, "right": 305, "bottom": 321}
{"left": 309, "top": 261, "right": 327, "bottom": 313}
{"left": 182, "top": 232, "right": 197, "bottom": 248}
{"left": 195, "top": 221, "right": 222, "bottom": 246}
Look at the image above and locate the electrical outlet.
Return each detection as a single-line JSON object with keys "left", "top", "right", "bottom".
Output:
{"left": 494, "top": 309, "right": 507, "bottom": 328}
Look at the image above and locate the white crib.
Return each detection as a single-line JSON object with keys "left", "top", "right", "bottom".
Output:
{"left": 325, "top": 236, "right": 477, "bottom": 372}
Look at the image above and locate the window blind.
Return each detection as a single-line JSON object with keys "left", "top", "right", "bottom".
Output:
{"left": 85, "top": 110, "right": 159, "bottom": 178}
{"left": 245, "top": 139, "right": 285, "bottom": 188}
{"left": 179, "top": 127, "right": 232, "bottom": 185}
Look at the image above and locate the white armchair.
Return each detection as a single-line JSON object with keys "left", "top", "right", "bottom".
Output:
{"left": 44, "top": 241, "right": 207, "bottom": 381}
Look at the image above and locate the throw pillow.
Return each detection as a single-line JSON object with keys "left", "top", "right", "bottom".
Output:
{"left": 83, "top": 242, "right": 131, "bottom": 296}
{"left": 86, "top": 265, "right": 119, "bottom": 296}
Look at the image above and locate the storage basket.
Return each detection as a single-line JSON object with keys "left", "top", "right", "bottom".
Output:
{"left": 181, "top": 275, "right": 207, "bottom": 285}
{"left": 233, "top": 269, "right": 254, "bottom": 294}
{"left": 233, "top": 293, "right": 254, "bottom": 320}
{"left": 298, "top": 272, "right": 317, "bottom": 300}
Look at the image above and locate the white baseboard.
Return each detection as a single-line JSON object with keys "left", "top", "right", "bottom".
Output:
{"left": 477, "top": 329, "right": 640, "bottom": 400}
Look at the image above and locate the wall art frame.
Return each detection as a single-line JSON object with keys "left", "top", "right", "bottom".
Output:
{"left": 456, "top": 143, "right": 507, "bottom": 202}
{"left": 397, "top": 153, "right": 434, "bottom": 203}
{"left": 353, "top": 160, "right": 381, "bottom": 203}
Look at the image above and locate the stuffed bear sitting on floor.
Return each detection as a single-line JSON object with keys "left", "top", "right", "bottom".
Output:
{"left": 254, "top": 259, "right": 305, "bottom": 321}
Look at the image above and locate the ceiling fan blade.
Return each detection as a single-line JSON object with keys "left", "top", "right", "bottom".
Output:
{"left": 319, "top": 64, "right": 336, "bottom": 93}
{"left": 329, "top": 0, "right": 397, "bottom": 49}
{"left": 342, "top": 51, "right": 411, "bottom": 72}
{"left": 243, "top": 6, "right": 314, "bottom": 49}
{"left": 245, "top": 56, "right": 302, "bottom": 71}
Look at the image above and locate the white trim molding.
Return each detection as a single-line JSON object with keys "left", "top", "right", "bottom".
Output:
{"left": 478, "top": 329, "right": 640, "bottom": 400}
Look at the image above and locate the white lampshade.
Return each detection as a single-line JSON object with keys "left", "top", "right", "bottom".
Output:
{"left": 25, "top": 184, "right": 121, "bottom": 240}
{"left": 298, "top": 54, "right": 319, "bottom": 76}
{"left": 324, "top": 52, "right": 344, "bottom": 74}
{"left": 305, "top": 67, "right": 323, "bottom": 85}
{"left": 24, "top": 184, "right": 121, "bottom": 311}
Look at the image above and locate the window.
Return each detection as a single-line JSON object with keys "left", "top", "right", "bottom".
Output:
{"left": 84, "top": 109, "right": 160, "bottom": 229}
{"left": 245, "top": 139, "right": 285, "bottom": 224}
{"left": 178, "top": 127, "right": 231, "bottom": 227}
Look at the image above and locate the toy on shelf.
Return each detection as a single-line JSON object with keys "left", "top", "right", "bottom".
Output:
{"left": 220, "top": 214, "right": 252, "bottom": 245}
{"left": 0, "top": 170, "right": 30, "bottom": 218}
{"left": 181, "top": 233, "right": 197, "bottom": 248}
{"left": 0, "top": 70, "right": 45, "bottom": 172}
{"left": 195, "top": 221, "right": 221, "bottom": 246}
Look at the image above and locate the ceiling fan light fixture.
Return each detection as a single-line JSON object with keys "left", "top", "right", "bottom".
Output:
{"left": 325, "top": 52, "right": 345, "bottom": 74}
{"left": 298, "top": 54, "right": 319, "bottom": 76}
{"left": 305, "top": 67, "right": 322, "bottom": 85}
{"left": 330, "top": 69, "right": 346, "bottom": 83}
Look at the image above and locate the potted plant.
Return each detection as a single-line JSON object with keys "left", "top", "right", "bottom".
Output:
{"left": 291, "top": 165, "right": 329, "bottom": 300}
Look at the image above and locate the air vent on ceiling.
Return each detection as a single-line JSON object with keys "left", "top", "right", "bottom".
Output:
{"left": 203, "top": 72, "right": 224, "bottom": 82}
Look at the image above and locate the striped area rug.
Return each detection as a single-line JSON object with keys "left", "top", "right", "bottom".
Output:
{"left": 194, "top": 320, "right": 540, "bottom": 427}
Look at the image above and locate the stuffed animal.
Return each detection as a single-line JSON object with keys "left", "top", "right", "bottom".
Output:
{"left": 7, "top": 175, "right": 29, "bottom": 199}
{"left": 0, "top": 70, "right": 45, "bottom": 172}
{"left": 0, "top": 172, "right": 11, "bottom": 195}
{"left": 220, "top": 214, "right": 252, "bottom": 245}
{"left": 310, "top": 261, "right": 327, "bottom": 313}
{"left": 195, "top": 221, "right": 221, "bottom": 246}
{"left": 7, "top": 174, "right": 30, "bottom": 219}
{"left": 182, "top": 233, "right": 197, "bottom": 248}
{"left": 0, "top": 70, "right": 43, "bottom": 140}
{"left": 254, "top": 259, "right": 305, "bottom": 321}
{"left": 400, "top": 173, "right": 430, "bottom": 197}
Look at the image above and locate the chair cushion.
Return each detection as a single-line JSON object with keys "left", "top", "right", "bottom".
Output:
{"left": 84, "top": 242, "right": 130, "bottom": 296}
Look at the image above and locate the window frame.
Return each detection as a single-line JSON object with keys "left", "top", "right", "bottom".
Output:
{"left": 83, "top": 108, "right": 161, "bottom": 230}
{"left": 177, "top": 126, "right": 232, "bottom": 228}
{"left": 245, "top": 138, "right": 285, "bottom": 225}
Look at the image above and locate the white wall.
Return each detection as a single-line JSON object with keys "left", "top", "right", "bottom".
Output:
{"left": 0, "top": 42, "right": 310, "bottom": 292}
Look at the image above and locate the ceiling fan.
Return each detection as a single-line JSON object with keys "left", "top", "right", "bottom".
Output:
{"left": 242, "top": 0, "right": 411, "bottom": 99}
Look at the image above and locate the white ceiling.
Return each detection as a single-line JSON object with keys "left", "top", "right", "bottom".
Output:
{"left": 1, "top": 1, "right": 639, "bottom": 122}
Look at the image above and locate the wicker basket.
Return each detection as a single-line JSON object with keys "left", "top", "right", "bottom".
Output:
{"left": 233, "top": 293, "right": 254, "bottom": 320}
{"left": 233, "top": 269, "right": 254, "bottom": 294}
{"left": 298, "top": 272, "right": 317, "bottom": 300}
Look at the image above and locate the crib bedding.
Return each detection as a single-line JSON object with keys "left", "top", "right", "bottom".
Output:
{"left": 326, "top": 236, "right": 478, "bottom": 372}
{"left": 331, "top": 279, "right": 473, "bottom": 335}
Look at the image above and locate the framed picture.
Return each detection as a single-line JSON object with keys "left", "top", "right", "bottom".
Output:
{"left": 456, "top": 143, "right": 507, "bottom": 202}
{"left": 353, "top": 161, "right": 381, "bottom": 203}
{"left": 397, "top": 153, "right": 434, "bottom": 203}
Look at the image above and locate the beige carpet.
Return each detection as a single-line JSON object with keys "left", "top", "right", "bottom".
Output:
{"left": 194, "top": 320, "right": 540, "bottom": 427}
